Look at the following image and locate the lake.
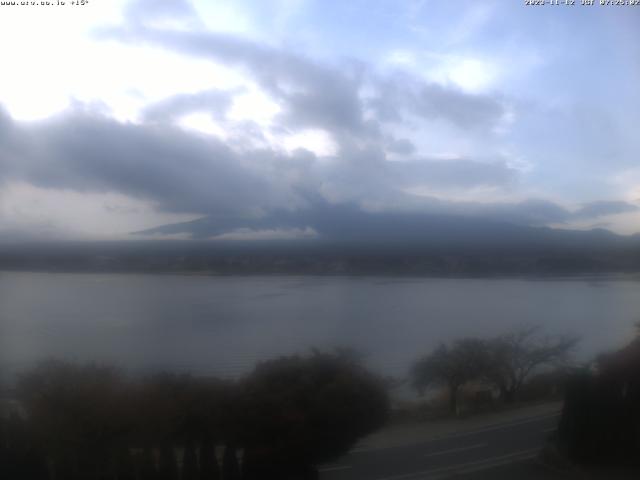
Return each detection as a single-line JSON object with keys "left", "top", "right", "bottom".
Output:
{"left": 1, "top": 271, "right": 639, "bottom": 383}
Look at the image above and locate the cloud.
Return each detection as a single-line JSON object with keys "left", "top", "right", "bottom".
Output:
{"left": 135, "top": 195, "right": 625, "bottom": 243}
{"left": 386, "top": 138, "right": 415, "bottom": 155}
{"left": 0, "top": 108, "right": 280, "bottom": 216}
{"left": 392, "top": 157, "right": 516, "bottom": 189}
{"left": 96, "top": 21, "right": 509, "bottom": 139}
{"left": 209, "top": 226, "right": 317, "bottom": 241}
{"left": 0, "top": 180, "right": 199, "bottom": 242}
{"left": 366, "top": 71, "right": 506, "bottom": 131}
{"left": 141, "top": 88, "right": 236, "bottom": 123}
{"left": 2, "top": 97, "right": 630, "bottom": 243}
{"left": 131, "top": 199, "right": 551, "bottom": 246}
{"left": 119, "top": 26, "right": 370, "bottom": 137}
{"left": 413, "top": 83, "right": 505, "bottom": 129}
{"left": 0, "top": 102, "right": 632, "bottom": 242}
{"left": 474, "top": 199, "right": 571, "bottom": 226}
{"left": 574, "top": 201, "right": 638, "bottom": 220}
{"left": 1, "top": 2, "right": 635, "bottom": 241}
{"left": 0, "top": 104, "right": 517, "bottom": 221}
{"left": 124, "top": 0, "right": 203, "bottom": 29}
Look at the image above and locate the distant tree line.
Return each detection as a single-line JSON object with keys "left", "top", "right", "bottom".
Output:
{"left": 0, "top": 351, "right": 390, "bottom": 480}
{"left": 410, "top": 326, "right": 578, "bottom": 415}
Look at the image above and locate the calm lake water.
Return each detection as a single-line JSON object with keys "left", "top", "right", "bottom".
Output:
{"left": 2, "top": 271, "right": 640, "bottom": 382}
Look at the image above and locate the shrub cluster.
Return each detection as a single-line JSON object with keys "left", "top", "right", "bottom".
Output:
{"left": 0, "top": 352, "right": 390, "bottom": 480}
{"left": 558, "top": 336, "right": 640, "bottom": 466}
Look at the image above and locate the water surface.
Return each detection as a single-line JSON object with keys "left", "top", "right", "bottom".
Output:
{"left": 2, "top": 272, "right": 639, "bottom": 382}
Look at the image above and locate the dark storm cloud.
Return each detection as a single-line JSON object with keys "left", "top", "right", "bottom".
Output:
{"left": 0, "top": 104, "right": 629, "bottom": 243}
{"left": 474, "top": 199, "right": 572, "bottom": 226}
{"left": 0, "top": 109, "right": 278, "bottom": 216}
{"left": 0, "top": 107, "right": 518, "bottom": 220}
{"left": 138, "top": 195, "right": 632, "bottom": 242}
{"left": 469, "top": 199, "right": 639, "bottom": 226}
{"left": 135, "top": 200, "right": 483, "bottom": 242}
{"left": 138, "top": 196, "right": 624, "bottom": 245}
{"left": 574, "top": 201, "right": 638, "bottom": 220}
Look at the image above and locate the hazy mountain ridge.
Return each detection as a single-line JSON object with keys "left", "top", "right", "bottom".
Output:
{"left": 2, "top": 215, "right": 640, "bottom": 275}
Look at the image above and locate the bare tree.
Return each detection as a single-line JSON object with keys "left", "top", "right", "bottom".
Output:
{"left": 411, "top": 338, "right": 488, "bottom": 415}
{"left": 485, "top": 326, "right": 578, "bottom": 403}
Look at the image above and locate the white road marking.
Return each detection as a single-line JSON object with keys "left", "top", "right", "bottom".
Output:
{"left": 426, "top": 412, "right": 560, "bottom": 442}
{"left": 319, "top": 465, "right": 352, "bottom": 472}
{"left": 423, "top": 443, "right": 487, "bottom": 458}
{"left": 437, "top": 448, "right": 540, "bottom": 478}
{"left": 373, "top": 448, "right": 540, "bottom": 480}
{"left": 352, "top": 411, "right": 560, "bottom": 453}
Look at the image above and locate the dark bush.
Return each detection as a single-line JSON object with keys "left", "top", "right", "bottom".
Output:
{"left": 8, "top": 353, "right": 388, "bottom": 479}
{"left": 239, "top": 352, "right": 390, "bottom": 477}
{"left": 558, "top": 336, "right": 640, "bottom": 466}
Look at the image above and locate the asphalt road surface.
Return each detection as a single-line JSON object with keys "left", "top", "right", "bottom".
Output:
{"left": 319, "top": 411, "right": 560, "bottom": 480}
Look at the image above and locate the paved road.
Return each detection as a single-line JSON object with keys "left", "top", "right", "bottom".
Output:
{"left": 319, "top": 411, "right": 560, "bottom": 480}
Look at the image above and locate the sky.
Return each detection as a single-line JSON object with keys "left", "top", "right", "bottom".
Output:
{"left": 0, "top": 0, "right": 638, "bottom": 242}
